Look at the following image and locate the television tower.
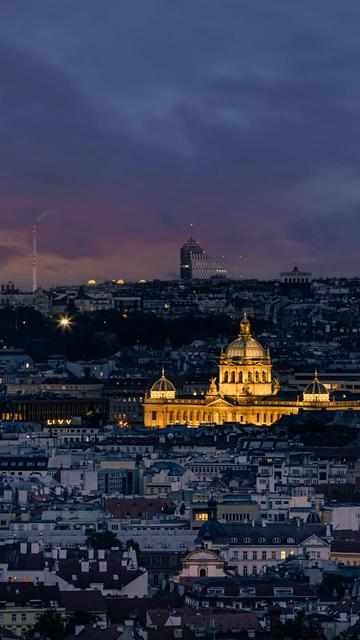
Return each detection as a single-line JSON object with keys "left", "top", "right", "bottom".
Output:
{"left": 31, "top": 223, "right": 37, "bottom": 293}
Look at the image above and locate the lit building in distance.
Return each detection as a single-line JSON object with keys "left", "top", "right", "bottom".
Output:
{"left": 180, "top": 236, "right": 227, "bottom": 280}
{"left": 144, "top": 314, "right": 360, "bottom": 428}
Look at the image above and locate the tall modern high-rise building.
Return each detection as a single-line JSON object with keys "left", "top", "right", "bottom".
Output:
{"left": 180, "top": 236, "right": 227, "bottom": 280}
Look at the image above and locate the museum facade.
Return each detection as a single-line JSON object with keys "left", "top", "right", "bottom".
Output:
{"left": 144, "top": 314, "right": 360, "bottom": 428}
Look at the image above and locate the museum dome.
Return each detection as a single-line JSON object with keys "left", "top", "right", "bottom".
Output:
{"left": 150, "top": 367, "right": 176, "bottom": 399}
{"left": 303, "top": 371, "right": 328, "bottom": 397}
{"left": 306, "top": 510, "right": 321, "bottom": 524}
{"left": 225, "top": 313, "right": 267, "bottom": 361}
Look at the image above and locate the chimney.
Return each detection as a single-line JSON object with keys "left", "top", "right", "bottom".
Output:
{"left": 31, "top": 542, "right": 40, "bottom": 554}
{"left": 99, "top": 561, "right": 107, "bottom": 572}
{"left": 59, "top": 549, "right": 67, "bottom": 559}
{"left": 20, "top": 542, "right": 27, "bottom": 555}
{"left": 98, "top": 549, "right": 105, "bottom": 560}
{"left": 81, "top": 561, "right": 89, "bottom": 572}
{"left": 88, "top": 549, "right": 94, "bottom": 560}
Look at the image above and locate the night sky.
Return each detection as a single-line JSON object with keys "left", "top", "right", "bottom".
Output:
{"left": 1, "top": 1, "right": 360, "bottom": 287}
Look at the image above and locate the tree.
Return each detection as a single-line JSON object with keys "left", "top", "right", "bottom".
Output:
{"left": 86, "top": 529, "right": 120, "bottom": 549}
{"left": 27, "top": 610, "right": 65, "bottom": 640}
{"left": 65, "top": 611, "right": 97, "bottom": 635}
{"left": 125, "top": 538, "right": 140, "bottom": 556}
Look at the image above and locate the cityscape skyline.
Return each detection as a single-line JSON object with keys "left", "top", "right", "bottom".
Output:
{"left": 1, "top": 2, "right": 360, "bottom": 286}
{"left": 0, "top": 225, "right": 359, "bottom": 291}
{"left": 1, "top": 5, "right": 360, "bottom": 634}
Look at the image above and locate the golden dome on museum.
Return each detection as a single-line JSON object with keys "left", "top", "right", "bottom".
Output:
{"left": 150, "top": 367, "right": 176, "bottom": 399}
{"left": 225, "top": 313, "right": 267, "bottom": 361}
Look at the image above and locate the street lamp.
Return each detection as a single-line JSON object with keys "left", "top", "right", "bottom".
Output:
{"left": 58, "top": 315, "right": 72, "bottom": 329}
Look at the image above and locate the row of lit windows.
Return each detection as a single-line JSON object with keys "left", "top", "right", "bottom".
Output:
{"left": 222, "top": 371, "right": 268, "bottom": 384}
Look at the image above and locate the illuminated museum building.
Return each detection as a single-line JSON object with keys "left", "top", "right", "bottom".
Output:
{"left": 144, "top": 314, "right": 360, "bottom": 428}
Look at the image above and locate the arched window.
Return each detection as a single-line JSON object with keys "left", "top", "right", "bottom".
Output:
{"left": 248, "top": 371, "right": 252, "bottom": 383}
{"left": 239, "top": 371, "right": 243, "bottom": 383}
{"left": 255, "top": 371, "right": 259, "bottom": 383}
{"left": 224, "top": 371, "right": 228, "bottom": 383}
{"left": 199, "top": 568, "right": 207, "bottom": 577}
{"left": 262, "top": 371, "right": 267, "bottom": 383}
{"left": 231, "top": 371, "right": 236, "bottom": 383}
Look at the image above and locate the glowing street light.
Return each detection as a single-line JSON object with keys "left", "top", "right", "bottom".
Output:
{"left": 58, "top": 315, "right": 72, "bottom": 329}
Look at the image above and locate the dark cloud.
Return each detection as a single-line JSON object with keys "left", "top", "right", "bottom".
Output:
{"left": 0, "top": 1, "right": 359, "bottom": 284}
{"left": 0, "top": 244, "right": 24, "bottom": 267}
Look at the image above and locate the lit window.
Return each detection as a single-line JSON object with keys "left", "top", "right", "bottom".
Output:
{"left": 195, "top": 513, "right": 208, "bottom": 521}
{"left": 280, "top": 550, "right": 286, "bottom": 560}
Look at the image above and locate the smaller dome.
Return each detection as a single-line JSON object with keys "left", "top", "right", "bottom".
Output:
{"left": 306, "top": 510, "right": 321, "bottom": 524}
{"left": 196, "top": 519, "right": 229, "bottom": 545}
{"left": 150, "top": 367, "right": 176, "bottom": 399}
{"left": 303, "top": 370, "right": 328, "bottom": 396}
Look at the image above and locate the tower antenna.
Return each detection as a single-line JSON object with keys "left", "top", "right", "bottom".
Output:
{"left": 31, "top": 223, "right": 37, "bottom": 293}
{"left": 29, "top": 209, "right": 54, "bottom": 293}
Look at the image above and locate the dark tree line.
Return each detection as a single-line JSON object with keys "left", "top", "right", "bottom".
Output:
{"left": 0, "top": 307, "right": 273, "bottom": 361}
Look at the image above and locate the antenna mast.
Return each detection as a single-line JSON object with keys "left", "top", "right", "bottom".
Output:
{"left": 31, "top": 223, "right": 37, "bottom": 293}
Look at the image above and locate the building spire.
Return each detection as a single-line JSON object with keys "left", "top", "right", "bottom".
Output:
{"left": 240, "top": 312, "right": 251, "bottom": 336}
